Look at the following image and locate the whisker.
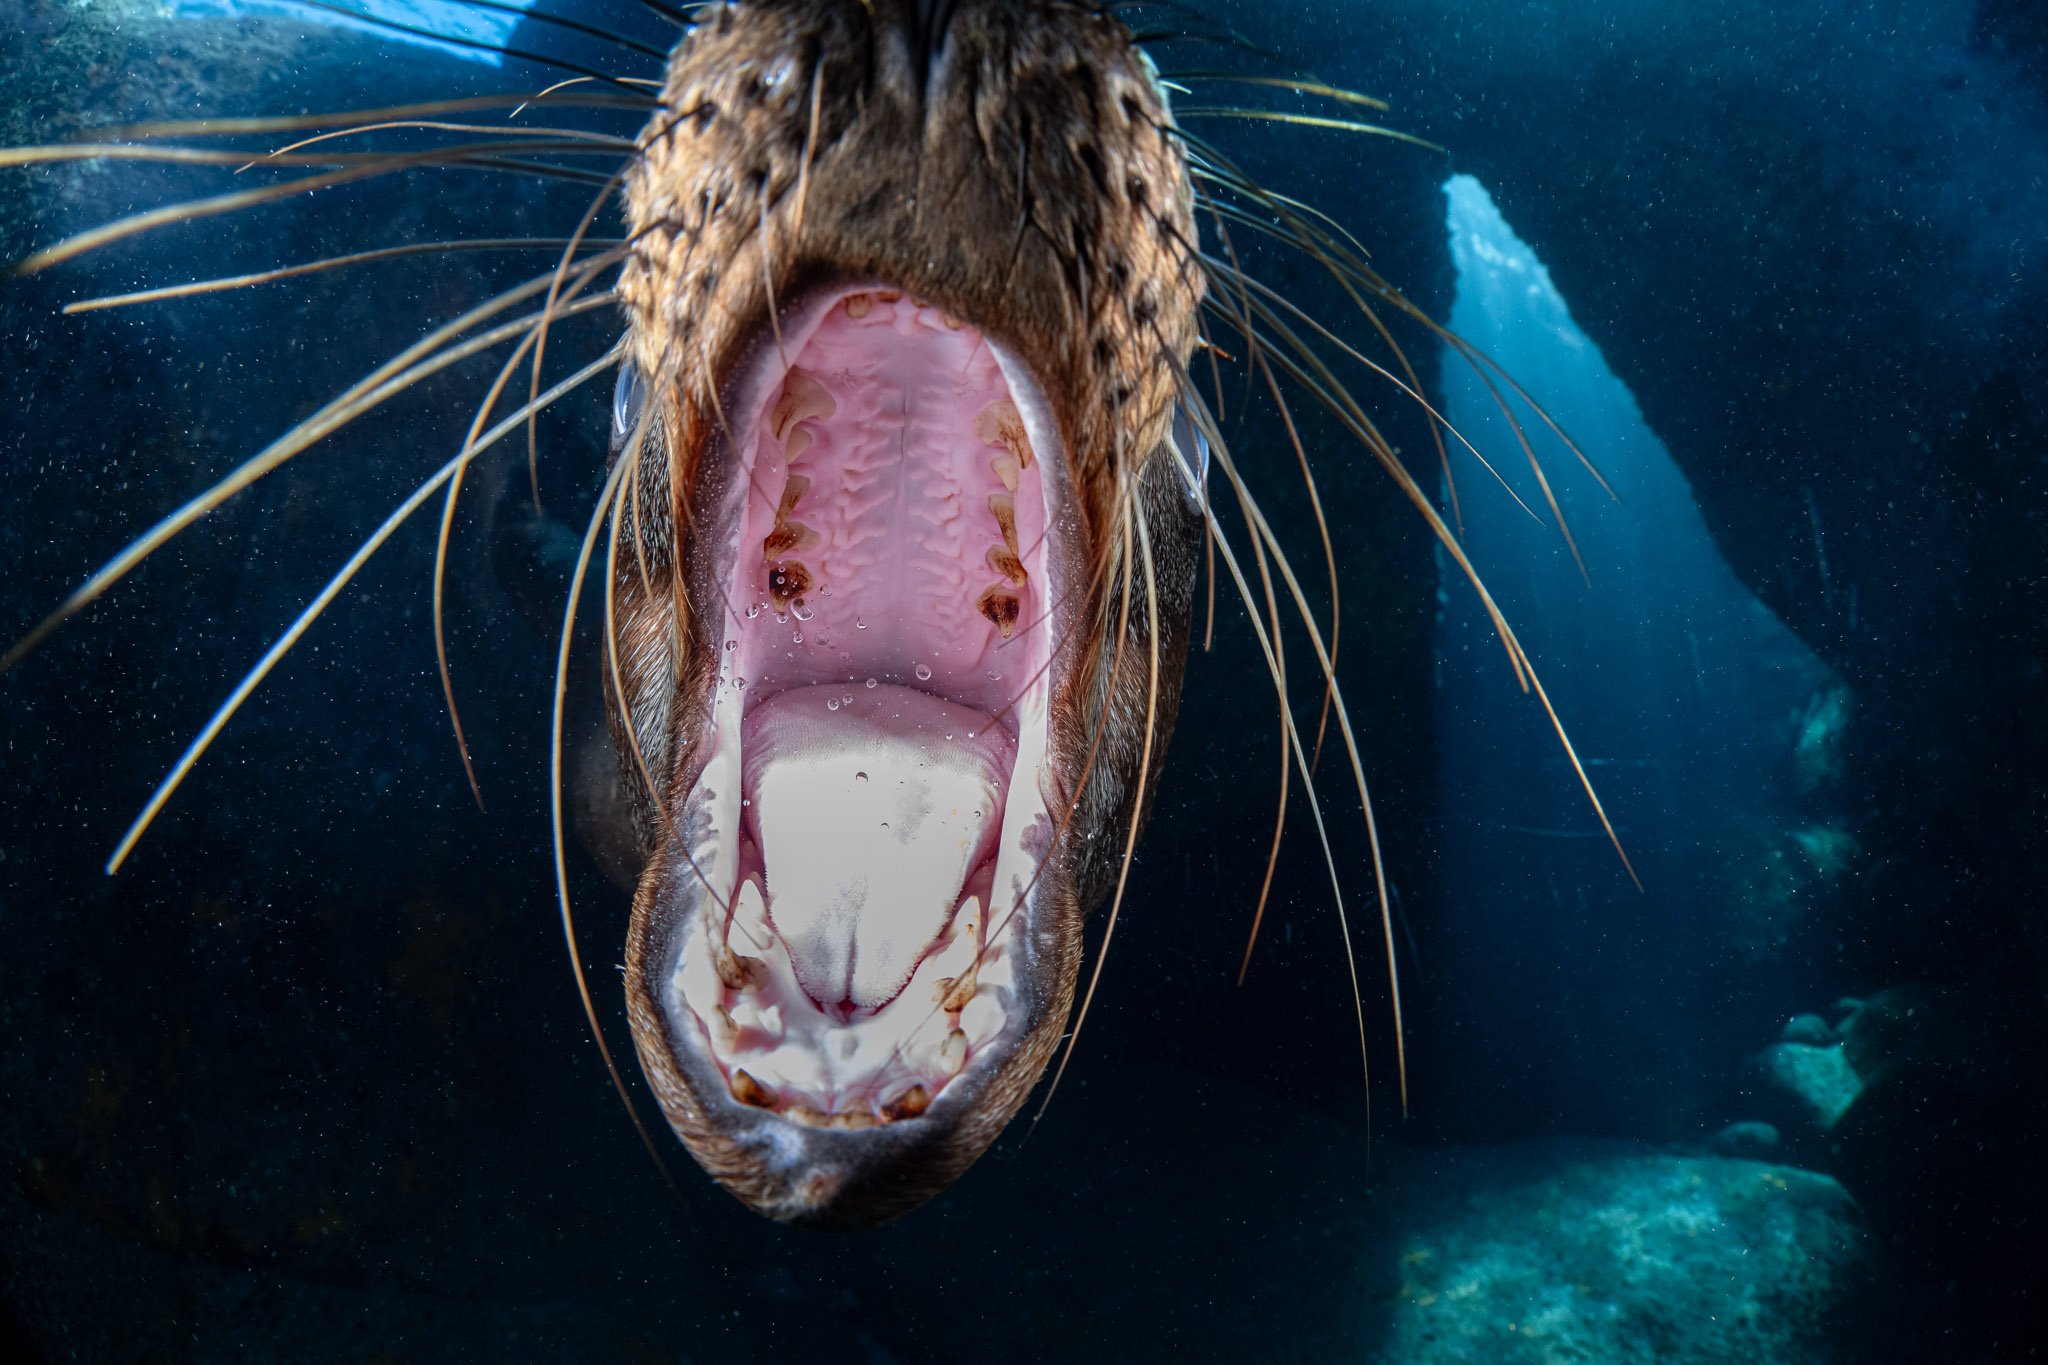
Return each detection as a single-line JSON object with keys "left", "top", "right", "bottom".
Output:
{"left": 85, "top": 93, "right": 654, "bottom": 140}
{"left": 63, "top": 238, "right": 624, "bottom": 314}
{"left": 105, "top": 343, "right": 624, "bottom": 876}
{"left": 240, "top": 121, "right": 634, "bottom": 171}
{"left": 437, "top": 0, "right": 670, "bottom": 60}
{"left": 1174, "top": 107, "right": 1444, "bottom": 153}
{"left": 295, "top": 0, "right": 653, "bottom": 92}
{"left": 1158, "top": 72, "right": 1391, "bottom": 112}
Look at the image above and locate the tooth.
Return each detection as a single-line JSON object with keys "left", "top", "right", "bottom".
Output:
{"left": 767, "top": 559, "right": 813, "bottom": 610}
{"left": 881, "top": 1085, "right": 930, "bottom": 1121}
{"left": 973, "top": 399, "right": 1035, "bottom": 469}
{"left": 763, "top": 522, "right": 814, "bottom": 557}
{"left": 986, "top": 544, "right": 1027, "bottom": 587}
{"left": 730, "top": 1069, "right": 775, "bottom": 1108}
{"left": 769, "top": 369, "right": 835, "bottom": 440}
{"left": 785, "top": 1102, "right": 828, "bottom": 1128}
{"left": 715, "top": 944, "right": 769, "bottom": 992}
{"left": 942, "top": 311, "right": 964, "bottom": 330}
{"left": 875, "top": 290, "right": 902, "bottom": 303}
{"left": 987, "top": 492, "right": 1019, "bottom": 554}
{"left": 843, "top": 293, "right": 872, "bottom": 319}
{"left": 977, "top": 584, "right": 1022, "bottom": 639}
{"left": 939, "top": 1029, "right": 968, "bottom": 1076}
{"left": 990, "top": 452, "right": 1020, "bottom": 492}
{"left": 732, "top": 879, "right": 773, "bottom": 952}
{"left": 831, "top": 1109, "right": 879, "bottom": 1131}
{"left": 785, "top": 426, "right": 812, "bottom": 462}
{"left": 776, "top": 474, "right": 810, "bottom": 519}
{"left": 939, "top": 958, "right": 980, "bottom": 1012}
{"left": 708, "top": 1004, "right": 740, "bottom": 1048}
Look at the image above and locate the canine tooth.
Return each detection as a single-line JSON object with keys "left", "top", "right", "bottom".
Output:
{"left": 769, "top": 369, "right": 835, "bottom": 440}
{"left": 939, "top": 1029, "right": 968, "bottom": 1076}
{"left": 990, "top": 451, "right": 1020, "bottom": 492}
{"left": 986, "top": 544, "right": 1027, "bottom": 587}
{"left": 730, "top": 1069, "right": 775, "bottom": 1108}
{"left": 973, "top": 399, "right": 1034, "bottom": 469}
{"left": 732, "top": 879, "right": 773, "bottom": 951}
{"left": 715, "top": 944, "right": 769, "bottom": 992}
{"left": 881, "top": 1085, "right": 930, "bottom": 1121}
{"left": 785, "top": 426, "right": 812, "bottom": 462}
{"left": 843, "top": 292, "right": 872, "bottom": 319}
{"left": 939, "top": 959, "right": 980, "bottom": 1012}
{"left": 977, "top": 584, "right": 1022, "bottom": 639}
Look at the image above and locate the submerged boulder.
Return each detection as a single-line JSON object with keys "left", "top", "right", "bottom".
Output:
{"left": 1382, "top": 1152, "right": 1877, "bottom": 1364}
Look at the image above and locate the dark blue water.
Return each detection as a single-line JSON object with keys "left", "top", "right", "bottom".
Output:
{"left": 1, "top": 1, "right": 2042, "bottom": 1361}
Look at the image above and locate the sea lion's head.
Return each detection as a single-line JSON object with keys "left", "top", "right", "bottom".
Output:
{"left": 606, "top": 0, "right": 1207, "bottom": 1225}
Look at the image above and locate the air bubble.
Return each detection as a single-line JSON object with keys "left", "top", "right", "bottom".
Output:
{"left": 915, "top": 663, "right": 933, "bottom": 681}
{"left": 865, "top": 677, "right": 878, "bottom": 689}
{"left": 791, "top": 600, "right": 814, "bottom": 622}
{"left": 855, "top": 771, "right": 867, "bottom": 782}
{"left": 826, "top": 697, "right": 840, "bottom": 712}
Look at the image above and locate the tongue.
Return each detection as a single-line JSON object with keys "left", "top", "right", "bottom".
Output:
{"left": 741, "top": 684, "right": 1016, "bottom": 1014}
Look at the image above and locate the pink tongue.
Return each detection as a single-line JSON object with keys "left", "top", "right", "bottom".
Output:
{"left": 740, "top": 684, "right": 1015, "bottom": 1012}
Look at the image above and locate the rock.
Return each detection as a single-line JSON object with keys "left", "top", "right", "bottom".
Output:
{"left": 1707, "top": 1121, "right": 1783, "bottom": 1158}
{"left": 1757, "top": 1043, "right": 1863, "bottom": 1131}
{"left": 1384, "top": 1153, "right": 1877, "bottom": 1365}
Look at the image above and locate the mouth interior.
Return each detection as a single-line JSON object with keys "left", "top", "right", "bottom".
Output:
{"left": 667, "top": 288, "right": 1059, "bottom": 1130}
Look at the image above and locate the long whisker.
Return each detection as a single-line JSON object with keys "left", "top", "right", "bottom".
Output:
{"left": 436, "top": 0, "right": 670, "bottom": 60}
{"left": 104, "top": 344, "right": 623, "bottom": 876}
{"left": 89, "top": 93, "right": 653, "bottom": 140}
{"left": 295, "top": 0, "right": 653, "bottom": 92}
{"left": 3, "top": 273, "right": 622, "bottom": 674}
{"left": 529, "top": 168, "right": 628, "bottom": 509}
{"left": 62, "top": 238, "right": 624, "bottom": 314}
{"left": 1174, "top": 107, "right": 1443, "bottom": 152}
{"left": 241, "top": 121, "right": 634, "bottom": 170}
{"left": 551, "top": 443, "right": 685, "bottom": 1195}
{"left": 1158, "top": 72, "right": 1391, "bottom": 111}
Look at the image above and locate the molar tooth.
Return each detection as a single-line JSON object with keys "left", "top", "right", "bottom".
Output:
{"left": 938, "top": 959, "right": 981, "bottom": 1013}
{"left": 769, "top": 369, "right": 835, "bottom": 440}
{"left": 939, "top": 1029, "right": 968, "bottom": 1076}
{"left": 881, "top": 1085, "right": 930, "bottom": 1121}
{"left": 977, "top": 584, "right": 1022, "bottom": 639}
{"left": 763, "top": 522, "right": 814, "bottom": 558}
{"left": 986, "top": 544, "right": 1027, "bottom": 588}
{"left": 986, "top": 492, "right": 1019, "bottom": 554}
{"left": 973, "top": 399, "right": 1035, "bottom": 469}
{"left": 843, "top": 292, "right": 872, "bottom": 319}
{"left": 830, "top": 1109, "right": 879, "bottom": 1131}
{"left": 730, "top": 1069, "right": 775, "bottom": 1108}
{"left": 785, "top": 1102, "right": 828, "bottom": 1128}
{"left": 990, "top": 451, "right": 1020, "bottom": 492}
{"left": 709, "top": 1004, "right": 739, "bottom": 1048}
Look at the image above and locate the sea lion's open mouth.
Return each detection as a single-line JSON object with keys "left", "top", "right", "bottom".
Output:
{"left": 651, "top": 282, "right": 1072, "bottom": 1138}
{"left": 605, "top": 0, "right": 1205, "bottom": 1224}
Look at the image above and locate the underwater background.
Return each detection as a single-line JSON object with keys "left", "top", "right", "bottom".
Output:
{"left": 1, "top": 0, "right": 2042, "bottom": 1359}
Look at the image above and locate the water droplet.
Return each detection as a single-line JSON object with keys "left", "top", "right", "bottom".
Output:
{"left": 839, "top": 651, "right": 852, "bottom": 662}
{"left": 855, "top": 617, "right": 867, "bottom": 630}
{"left": 841, "top": 693, "right": 853, "bottom": 705}
{"left": 742, "top": 798, "right": 750, "bottom": 806}
{"left": 735, "top": 677, "right": 747, "bottom": 689}
{"left": 775, "top": 612, "right": 788, "bottom": 625}
{"left": 725, "top": 640, "right": 737, "bottom": 652}
{"left": 792, "top": 632, "right": 804, "bottom": 644}
{"left": 865, "top": 677, "right": 878, "bottom": 689}
{"left": 819, "top": 585, "right": 832, "bottom": 597}
{"left": 986, "top": 670, "right": 1000, "bottom": 681}
{"left": 915, "top": 663, "right": 932, "bottom": 681}
{"left": 744, "top": 603, "right": 761, "bottom": 619}
{"left": 826, "top": 697, "right": 840, "bottom": 712}
{"left": 791, "top": 599, "right": 814, "bottom": 622}
{"left": 855, "top": 771, "right": 867, "bottom": 782}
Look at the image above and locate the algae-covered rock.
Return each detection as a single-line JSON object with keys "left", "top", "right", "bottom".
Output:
{"left": 1384, "top": 1154, "right": 1876, "bottom": 1364}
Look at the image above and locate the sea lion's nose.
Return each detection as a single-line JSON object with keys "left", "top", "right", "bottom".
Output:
{"left": 874, "top": 0, "right": 965, "bottom": 97}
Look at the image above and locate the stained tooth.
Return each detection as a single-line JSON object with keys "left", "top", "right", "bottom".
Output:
{"left": 986, "top": 544, "right": 1027, "bottom": 587}
{"left": 767, "top": 559, "right": 813, "bottom": 609}
{"left": 769, "top": 369, "right": 835, "bottom": 440}
{"left": 715, "top": 944, "right": 769, "bottom": 992}
{"left": 987, "top": 492, "right": 1019, "bottom": 554}
{"left": 973, "top": 399, "right": 1035, "bottom": 469}
{"left": 785, "top": 426, "right": 813, "bottom": 462}
{"left": 939, "top": 1029, "right": 968, "bottom": 1076}
{"left": 881, "top": 1085, "right": 931, "bottom": 1122}
{"left": 776, "top": 474, "right": 810, "bottom": 519}
{"left": 875, "top": 289, "right": 902, "bottom": 303}
{"left": 786, "top": 1102, "right": 828, "bottom": 1128}
{"left": 843, "top": 292, "right": 872, "bottom": 319}
{"left": 990, "top": 451, "right": 1020, "bottom": 492}
{"left": 941, "top": 311, "right": 964, "bottom": 330}
{"left": 939, "top": 959, "right": 981, "bottom": 1012}
{"left": 763, "top": 522, "right": 815, "bottom": 557}
{"left": 977, "top": 584, "right": 1022, "bottom": 639}
{"left": 730, "top": 1069, "right": 775, "bottom": 1108}
{"left": 830, "top": 1109, "right": 879, "bottom": 1131}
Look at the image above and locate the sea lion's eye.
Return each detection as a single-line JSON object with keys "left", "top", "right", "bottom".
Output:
{"left": 1169, "top": 400, "right": 1210, "bottom": 501}
{"left": 612, "top": 360, "right": 647, "bottom": 442}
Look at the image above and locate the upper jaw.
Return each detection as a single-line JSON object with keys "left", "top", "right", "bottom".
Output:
{"left": 621, "top": 282, "right": 1094, "bottom": 1226}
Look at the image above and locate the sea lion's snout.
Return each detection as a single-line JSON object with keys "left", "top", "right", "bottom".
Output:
{"left": 605, "top": 0, "right": 1203, "bottom": 1224}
